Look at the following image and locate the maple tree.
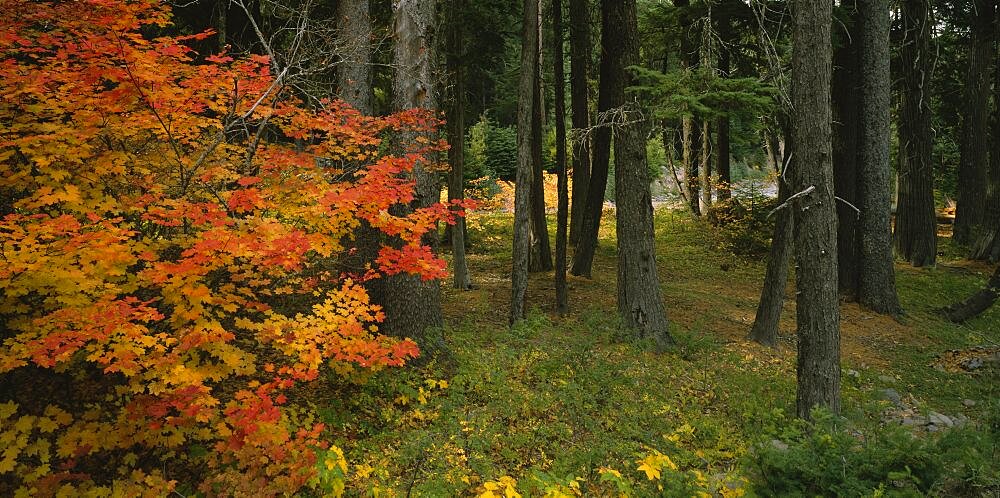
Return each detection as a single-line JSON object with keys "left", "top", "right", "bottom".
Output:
{"left": 0, "top": 0, "right": 467, "bottom": 494}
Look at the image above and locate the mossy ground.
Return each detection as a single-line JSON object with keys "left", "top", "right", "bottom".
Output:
{"left": 305, "top": 209, "right": 999, "bottom": 496}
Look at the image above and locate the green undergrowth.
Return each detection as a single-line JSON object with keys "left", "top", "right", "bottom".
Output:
{"left": 308, "top": 210, "right": 999, "bottom": 497}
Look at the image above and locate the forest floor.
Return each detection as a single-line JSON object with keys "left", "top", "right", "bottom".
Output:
{"left": 307, "top": 209, "right": 999, "bottom": 497}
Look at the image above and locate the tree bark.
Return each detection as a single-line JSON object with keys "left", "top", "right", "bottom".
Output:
{"left": 943, "top": 265, "right": 1000, "bottom": 322}
{"left": 716, "top": 11, "right": 733, "bottom": 201}
{"left": 385, "top": 0, "right": 444, "bottom": 352}
{"left": 337, "top": 0, "right": 372, "bottom": 114}
{"left": 570, "top": 0, "right": 620, "bottom": 278}
{"left": 832, "top": 7, "right": 860, "bottom": 299}
{"left": 446, "top": 0, "right": 471, "bottom": 290}
{"left": 568, "top": 0, "right": 591, "bottom": 246}
{"left": 970, "top": 9, "right": 1000, "bottom": 262}
{"left": 529, "top": 46, "right": 553, "bottom": 272}
{"left": 856, "top": 0, "right": 901, "bottom": 314}
{"left": 699, "top": 121, "right": 712, "bottom": 215}
{"left": 612, "top": 0, "right": 673, "bottom": 349}
{"left": 894, "top": 0, "right": 937, "bottom": 267}
{"left": 750, "top": 125, "right": 793, "bottom": 348}
{"left": 791, "top": 0, "right": 840, "bottom": 418}
{"left": 953, "top": 0, "right": 994, "bottom": 246}
{"left": 554, "top": 0, "right": 569, "bottom": 314}
{"left": 511, "top": 0, "right": 539, "bottom": 323}
{"left": 683, "top": 115, "right": 702, "bottom": 216}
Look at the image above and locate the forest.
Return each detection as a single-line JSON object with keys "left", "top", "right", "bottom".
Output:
{"left": 0, "top": 0, "right": 998, "bottom": 495}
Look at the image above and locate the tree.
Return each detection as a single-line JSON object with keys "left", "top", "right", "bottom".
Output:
{"left": 894, "top": 0, "right": 937, "bottom": 267}
{"left": 0, "top": 0, "right": 458, "bottom": 493}
{"left": 942, "top": 264, "right": 1000, "bottom": 322}
{"left": 554, "top": 0, "right": 569, "bottom": 314}
{"left": 856, "top": 0, "right": 900, "bottom": 314}
{"left": 446, "top": 0, "right": 472, "bottom": 290}
{"left": 337, "top": 0, "right": 373, "bottom": 114}
{"left": 511, "top": 0, "right": 539, "bottom": 323}
{"left": 611, "top": 0, "right": 674, "bottom": 349}
{"left": 970, "top": 6, "right": 1000, "bottom": 262}
{"left": 952, "top": 0, "right": 995, "bottom": 246}
{"left": 386, "top": 0, "right": 445, "bottom": 352}
{"left": 832, "top": 4, "right": 861, "bottom": 298}
{"left": 529, "top": 5, "right": 553, "bottom": 273}
{"left": 570, "top": 0, "right": 620, "bottom": 278}
{"left": 568, "top": 0, "right": 592, "bottom": 246}
{"left": 791, "top": 0, "right": 841, "bottom": 418}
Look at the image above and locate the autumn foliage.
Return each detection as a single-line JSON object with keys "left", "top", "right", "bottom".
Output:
{"left": 0, "top": 0, "right": 464, "bottom": 494}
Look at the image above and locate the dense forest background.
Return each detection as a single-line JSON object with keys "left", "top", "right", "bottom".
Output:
{"left": 1, "top": 0, "right": 999, "bottom": 496}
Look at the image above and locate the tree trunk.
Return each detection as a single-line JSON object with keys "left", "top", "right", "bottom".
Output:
{"left": 337, "top": 0, "right": 372, "bottom": 114}
{"left": 446, "top": 0, "right": 471, "bottom": 290}
{"left": 953, "top": 0, "right": 994, "bottom": 246}
{"left": 611, "top": 0, "right": 673, "bottom": 349}
{"left": 554, "top": 0, "right": 569, "bottom": 314}
{"left": 699, "top": 121, "right": 712, "bottom": 215}
{"left": 943, "top": 265, "right": 1000, "bottom": 322}
{"left": 894, "top": 0, "right": 937, "bottom": 267}
{"left": 529, "top": 37, "right": 553, "bottom": 273}
{"left": 569, "top": 0, "right": 592, "bottom": 246}
{"left": 570, "top": 0, "right": 620, "bottom": 278}
{"left": 970, "top": 9, "right": 1000, "bottom": 262}
{"left": 716, "top": 11, "right": 732, "bottom": 201}
{"left": 856, "top": 0, "right": 901, "bottom": 314}
{"left": 683, "top": 115, "right": 702, "bottom": 216}
{"left": 511, "top": 0, "right": 539, "bottom": 323}
{"left": 385, "top": 0, "right": 444, "bottom": 353}
{"left": 791, "top": 0, "right": 840, "bottom": 418}
{"left": 832, "top": 8, "right": 860, "bottom": 299}
{"left": 750, "top": 162, "right": 792, "bottom": 348}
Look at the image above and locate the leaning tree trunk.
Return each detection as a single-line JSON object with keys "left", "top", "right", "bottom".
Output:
{"left": 612, "top": 0, "right": 673, "bottom": 350}
{"left": 857, "top": 0, "right": 901, "bottom": 314}
{"left": 445, "top": 0, "right": 471, "bottom": 290}
{"left": 510, "top": 0, "right": 539, "bottom": 324}
{"left": 337, "top": 0, "right": 373, "bottom": 114}
{"left": 791, "top": 0, "right": 841, "bottom": 419}
{"left": 385, "top": 0, "right": 444, "bottom": 353}
{"left": 568, "top": 0, "right": 591, "bottom": 246}
{"left": 832, "top": 7, "right": 861, "bottom": 299}
{"left": 943, "top": 264, "right": 1000, "bottom": 322}
{"left": 894, "top": 0, "right": 937, "bottom": 267}
{"left": 953, "top": 0, "right": 994, "bottom": 246}
{"left": 570, "top": 0, "right": 620, "bottom": 278}
{"left": 554, "top": 0, "right": 569, "bottom": 314}
{"left": 529, "top": 51, "right": 553, "bottom": 272}
{"left": 750, "top": 128, "right": 793, "bottom": 348}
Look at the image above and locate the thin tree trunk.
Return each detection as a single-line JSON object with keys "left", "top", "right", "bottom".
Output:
{"left": 446, "top": 0, "right": 471, "bottom": 290}
{"left": 612, "top": 0, "right": 673, "bottom": 349}
{"left": 569, "top": 0, "right": 591, "bottom": 246}
{"left": 953, "top": 0, "right": 994, "bottom": 246}
{"left": 943, "top": 264, "right": 1000, "bottom": 322}
{"left": 716, "top": 12, "right": 732, "bottom": 201}
{"left": 554, "top": 0, "right": 569, "bottom": 314}
{"left": 700, "top": 121, "right": 712, "bottom": 215}
{"left": 511, "top": 0, "right": 539, "bottom": 323}
{"left": 337, "top": 0, "right": 372, "bottom": 114}
{"left": 385, "top": 0, "right": 444, "bottom": 353}
{"left": 832, "top": 7, "right": 860, "bottom": 299}
{"left": 570, "top": 0, "right": 619, "bottom": 278}
{"left": 683, "top": 115, "right": 702, "bottom": 216}
{"left": 750, "top": 159, "right": 792, "bottom": 348}
{"left": 894, "top": 0, "right": 937, "bottom": 267}
{"left": 857, "top": 0, "right": 901, "bottom": 314}
{"left": 529, "top": 45, "right": 553, "bottom": 273}
{"left": 792, "top": 0, "right": 840, "bottom": 418}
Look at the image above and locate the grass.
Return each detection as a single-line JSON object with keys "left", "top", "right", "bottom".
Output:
{"left": 306, "top": 209, "right": 999, "bottom": 496}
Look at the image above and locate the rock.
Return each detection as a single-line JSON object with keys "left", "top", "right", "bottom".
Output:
{"left": 878, "top": 388, "right": 903, "bottom": 407}
{"left": 770, "top": 439, "right": 789, "bottom": 452}
{"left": 953, "top": 414, "right": 969, "bottom": 427}
{"left": 928, "top": 411, "right": 954, "bottom": 428}
{"left": 963, "top": 399, "right": 976, "bottom": 407}
{"left": 900, "top": 416, "right": 926, "bottom": 427}
{"left": 845, "top": 369, "right": 860, "bottom": 379}
{"left": 878, "top": 375, "right": 896, "bottom": 384}
{"left": 960, "top": 358, "right": 984, "bottom": 371}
